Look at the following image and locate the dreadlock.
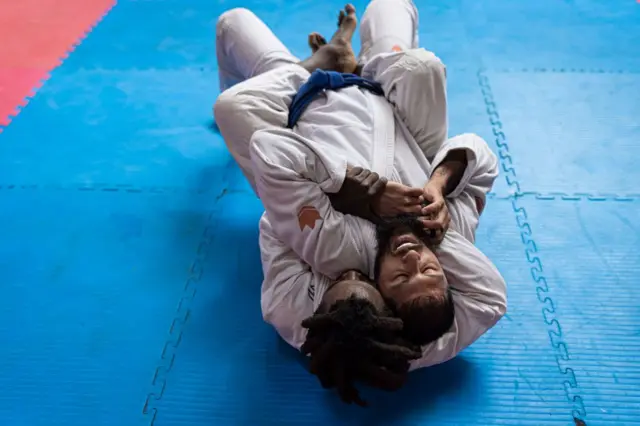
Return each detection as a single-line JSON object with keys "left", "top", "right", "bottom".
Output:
{"left": 301, "top": 295, "right": 422, "bottom": 406}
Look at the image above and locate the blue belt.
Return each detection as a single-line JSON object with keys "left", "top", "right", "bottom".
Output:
{"left": 287, "top": 69, "right": 384, "bottom": 128}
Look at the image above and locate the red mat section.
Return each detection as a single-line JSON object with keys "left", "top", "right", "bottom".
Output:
{"left": 0, "top": 68, "right": 47, "bottom": 126}
{"left": 0, "top": 0, "right": 115, "bottom": 126}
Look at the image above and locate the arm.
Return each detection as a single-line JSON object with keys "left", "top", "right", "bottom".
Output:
{"left": 361, "top": 48, "right": 447, "bottom": 162}
{"left": 214, "top": 64, "right": 311, "bottom": 194}
{"left": 410, "top": 229, "right": 507, "bottom": 370}
{"left": 426, "top": 134, "right": 499, "bottom": 242}
{"left": 259, "top": 215, "right": 333, "bottom": 349}
{"left": 250, "top": 128, "right": 376, "bottom": 280}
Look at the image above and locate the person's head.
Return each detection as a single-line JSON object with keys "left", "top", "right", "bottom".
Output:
{"left": 316, "top": 270, "right": 388, "bottom": 315}
{"left": 374, "top": 215, "right": 454, "bottom": 345}
{"left": 301, "top": 270, "right": 422, "bottom": 406}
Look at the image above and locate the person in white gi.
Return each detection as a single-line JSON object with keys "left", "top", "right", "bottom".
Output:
{"left": 214, "top": 0, "right": 507, "bottom": 385}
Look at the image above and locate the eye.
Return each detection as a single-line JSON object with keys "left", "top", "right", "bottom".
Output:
{"left": 393, "top": 273, "right": 408, "bottom": 281}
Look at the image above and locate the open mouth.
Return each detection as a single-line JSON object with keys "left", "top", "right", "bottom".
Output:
{"left": 391, "top": 234, "right": 422, "bottom": 255}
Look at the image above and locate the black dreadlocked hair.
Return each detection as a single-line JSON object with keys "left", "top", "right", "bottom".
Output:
{"left": 301, "top": 295, "right": 422, "bottom": 406}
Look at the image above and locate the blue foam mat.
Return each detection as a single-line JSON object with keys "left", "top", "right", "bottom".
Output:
{"left": 516, "top": 197, "right": 640, "bottom": 424}
{"left": 0, "top": 189, "right": 213, "bottom": 426}
{"left": 1, "top": 0, "right": 639, "bottom": 424}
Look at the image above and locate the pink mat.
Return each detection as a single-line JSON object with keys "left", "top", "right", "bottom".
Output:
{"left": 0, "top": 0, "right": 115, "bottom": 126}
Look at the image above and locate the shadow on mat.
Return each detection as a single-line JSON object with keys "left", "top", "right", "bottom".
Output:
{"left": 194, "top": 191, "right": 480, "bottom": 423}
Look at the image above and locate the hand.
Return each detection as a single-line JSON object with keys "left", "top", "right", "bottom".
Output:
{"left": 329, "top": 166, "right": 387, "bottom": 223}
{"left": 372, "top": 181, "right": 424, "bottom": 218}
{"left": 419, "top": 183, "right": 451, "bottom": 244}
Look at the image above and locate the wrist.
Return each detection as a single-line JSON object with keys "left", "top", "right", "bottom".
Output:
{"left": 424, "top": 173, "right": 447, "bottom": 195}
{"left": 426, "top": 149, "right": 468, "bottom": 196}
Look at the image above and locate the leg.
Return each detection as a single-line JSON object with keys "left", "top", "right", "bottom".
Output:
{"left": 357, "top": 0, "right": 419, "bottom": 64}
{"left": 216, "top": 8, "right": 299, "bottom": 92}
{"left": 356, "top": 0, "right": 445, "bottom": 162}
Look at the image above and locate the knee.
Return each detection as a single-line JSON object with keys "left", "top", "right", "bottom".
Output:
{"left": 407, "top": 49, "right": 446, "bottom": 83}
{"left": 216, "top": 8, "right": 254, "bottom": 38}
{"left": 213, "top": 90, "right": 238, "bottom": 133}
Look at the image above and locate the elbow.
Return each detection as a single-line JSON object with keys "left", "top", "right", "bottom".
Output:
{"left": 261, "top": 292, "right": 303, "bottom": 349}
{"left": 462, "top": 133, "right": 500, "bottom": 179}
{"left": 477, "top": 135, "right": 500, "bottom": 178}
{"left": 493, "top": 276, "right": 508, "bottom": 322}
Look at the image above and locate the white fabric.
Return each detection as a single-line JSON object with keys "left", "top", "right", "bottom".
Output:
{"left": 216, "top": 8, "right": 298, "bottom": 92}
{"left": 214, "top": 0, "right": 507, "bottom": 369}
{"left": 215, "top": 8, "right": 299, "bottom": 193}
{"left": 358, "top": 0, "right": 419, "bottom": 63}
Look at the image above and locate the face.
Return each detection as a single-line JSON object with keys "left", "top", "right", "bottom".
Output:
{"left": 320, "top": 270, "right": 388, "bottom": 314}
{"left": 375, "top": 217, "right": 447, "bottom": 307}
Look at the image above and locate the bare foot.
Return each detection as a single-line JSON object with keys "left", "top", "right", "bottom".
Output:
{"left": 299, "top": 4, "right": 359, "bottom": 74}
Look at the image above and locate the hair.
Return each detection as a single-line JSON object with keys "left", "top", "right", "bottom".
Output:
{"left": 373, "top": 214, "right": 455, "bottom": 346}
{"left": 389, "top": 289, "right": 455, "bottom": 345}
{"left": 301, "top": 295, "right": 422, "bottom": 406}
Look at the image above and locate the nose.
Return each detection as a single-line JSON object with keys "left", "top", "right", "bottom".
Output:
{"left": 402, "top": 250, "right": 421, "bottom": 274}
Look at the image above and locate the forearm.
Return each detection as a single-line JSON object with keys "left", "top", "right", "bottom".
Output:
{"left": 427, "top": 149, "right": 468, "bottom": 195}
{"left": 251, "top": 129, "right": 374, "bottom": 279}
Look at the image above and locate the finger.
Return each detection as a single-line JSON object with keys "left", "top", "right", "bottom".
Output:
{"left": 421, "top": 200, "right": 443, "bottom": 215}
{"left": 420, "top": 219, "right": 443, "bottom": 230}
{"left": 347, "top": 166, "right": 363, "bottom": 178}
{"left": 422, "top": 190, "right": 435, "bottom": 203}
{"left": 402, "top": 186, "right": 425, "bottom": 197}
{"left": 403, "top": 195, "right": 422, "bottom": 206}
{"left": 398, "top": 203, "right": 422, "bottom": 215}
{"left": 362, "top": 171, "right": 379, "bottom": 188}
{"left": 367, "top": 176, "right": 387, "bottom": 197}
{"left": 354, "top": 167, "right": 370, "bottom": 182}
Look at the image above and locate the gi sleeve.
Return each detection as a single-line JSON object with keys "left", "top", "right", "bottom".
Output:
{"left": 259, "top": 215, "right": 332, "bottom": 349}
{"left": 250, "top": 127, "right": 376, "bottom": 280}
{"left": 431, "top": 133, "right": 499, "bottom": 243}
{"left": 361, "top": 48, "right": 447, "bottom": 162}
{"left": 214, "top": 64, "right": 310, "bottom": 194}
{"left": 410, "top": 229, "right": 507, "bottom": 370}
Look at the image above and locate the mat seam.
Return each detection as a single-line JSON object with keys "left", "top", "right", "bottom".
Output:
{"left": 141, "top": 185, "right": 228, "bottom": 426}
{"left": 0, "top": 1, "right": 118, "bottom": 128}
{"left": 477, "top": 69, "right": 587, "bottom": 425}
{"left": 141, "top": 159, "right": 239, "bottom": 425}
